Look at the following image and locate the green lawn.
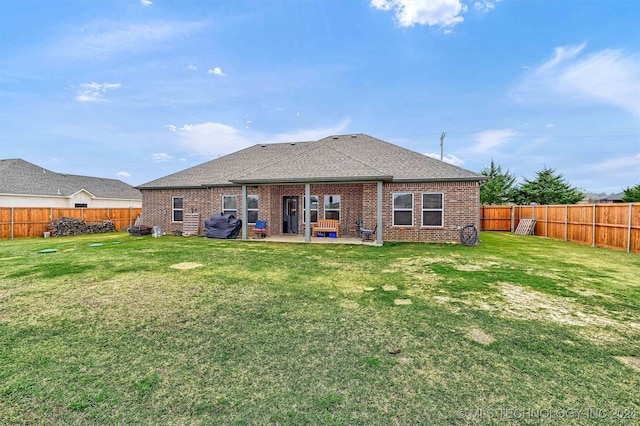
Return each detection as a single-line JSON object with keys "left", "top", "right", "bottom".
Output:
{"left": 0, "top": 232, "right": 638, "bottom": 425}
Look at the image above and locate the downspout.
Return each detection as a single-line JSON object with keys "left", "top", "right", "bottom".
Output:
{"left": 377, "top": 181, "right": 383, "bottom": 245}
{"left": 305, "top": 183, "right": 311, "bottom": 242}
{"left": 241, "top": 184, "right": 247, "bottom": 240}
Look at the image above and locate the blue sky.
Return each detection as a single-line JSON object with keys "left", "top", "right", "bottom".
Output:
{"left": 1, "top": 0, "right": 638, "bottom": 194}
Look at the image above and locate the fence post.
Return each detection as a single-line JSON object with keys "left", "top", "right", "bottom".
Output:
{"left": 564, "top": 205, "right": 568, "bottom": 242}
{"left": 510, "top": 205, "right": 514, "bottom": 232}
{"left": 11, "top": 207, "right": 14, "bottom": 240}
{"left": 592, "top": 204, "right": 596, "bottom": 247}
{"left": 545, "top": 205, "right": 548, "bottom": 237}
{"left": 628, "top": 203, "right": 633, "bottom": 253}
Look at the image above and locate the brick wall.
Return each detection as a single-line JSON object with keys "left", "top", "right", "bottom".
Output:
{"left": 382, "top": 181, "right": 480, "bottom": 243}
{"left": 141, "top": 180, "right": 480, "bottom": 242}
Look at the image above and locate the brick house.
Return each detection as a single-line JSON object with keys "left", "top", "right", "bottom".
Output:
{"left": 136, "top": 134, "right": 486, "bottom": 243}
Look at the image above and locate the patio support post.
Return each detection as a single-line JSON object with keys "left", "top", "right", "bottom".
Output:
{"left": 241, "top": 184, "right": 247, "bottom": 240}
{"left": 305, "top": 183, "right": 311, "bottom": 242}
{"left": 377, "top": 181, "right": 383, "bottom": 245}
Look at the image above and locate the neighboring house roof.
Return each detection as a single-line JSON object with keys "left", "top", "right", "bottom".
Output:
{"left": 138, "top": 134, "right": 485, "bottom": 189}
{"left": 0, "top": 158, "right": 141, "bottom": 200}
{"left": 584, "top": 192, "right": 625, "bottom": 203}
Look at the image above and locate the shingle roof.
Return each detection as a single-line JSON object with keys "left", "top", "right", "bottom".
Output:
{"left": 137, "top": 134, "right": 485, "bottom": 189}
{"left": 0, "top": 159, "right": 141, "bottom": 200}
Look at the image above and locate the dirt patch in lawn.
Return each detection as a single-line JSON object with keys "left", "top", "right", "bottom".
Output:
{"left": 473, "top": 283, "right": 639, "bottom": 344}
{"left": 614, "top": 356, "right": 640, "bottom": 372}
{"left": 465, "top": 328, "right": 496, "bottom": 345}
{"left": 425, "top": 281, "right": 639, "bottom": 344}
{"left": 169, "top": 262, "right": 203, "bottom": 270}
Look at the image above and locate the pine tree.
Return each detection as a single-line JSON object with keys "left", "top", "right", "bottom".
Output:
{"left": 621, "top": 184, "right": 640, "bottom": 202}
{"left": 480, "top": 159, "right": 517, "bottom": 205}
{"left": 516, "top": 167, "right": 584, "bottom": 205}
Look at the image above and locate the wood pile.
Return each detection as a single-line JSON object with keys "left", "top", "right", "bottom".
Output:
{"left": 50, "top": 217, "right": 115, "bottom": 237}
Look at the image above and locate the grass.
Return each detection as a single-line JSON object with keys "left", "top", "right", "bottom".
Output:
{"left": 0, "top": 232, "right": 638, "bottom": 425}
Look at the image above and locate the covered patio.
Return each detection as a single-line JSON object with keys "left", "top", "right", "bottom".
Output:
{"left": 245, "top": 234, "right": 381, "bottom": 246}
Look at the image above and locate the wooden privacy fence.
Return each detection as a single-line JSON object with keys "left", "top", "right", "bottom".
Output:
{"left": 0, "top": 207, "right": 142, "bottom": 240}
{"left": 480, "top": 204, "right": 640, "bottom": 254}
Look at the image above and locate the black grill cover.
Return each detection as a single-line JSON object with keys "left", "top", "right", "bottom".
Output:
{"left": 204, "top": 214, "right": 242, "bottom": 239}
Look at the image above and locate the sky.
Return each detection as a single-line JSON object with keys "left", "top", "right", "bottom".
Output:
{"left": 1, "top": 0, "right": 639, "bottom": 194}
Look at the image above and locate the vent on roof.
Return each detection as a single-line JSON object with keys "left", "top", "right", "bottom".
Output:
{"left": 351, "top": 134, "right": 357, "bottom": 138}
{"left": 261, "top": 144, "right": 266, "bottom": 147}
{"left": 290, "top": 143, "right": 295, "bottom": 146}
{"left": 332, "top": 136, "right": 339, "bottom": 140}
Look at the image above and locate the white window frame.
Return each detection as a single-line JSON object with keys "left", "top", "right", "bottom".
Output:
{"left": 172, "top": 196, "right": 184, "bottom": 222}
{"left": 392, "top": 192, "right": 413, "bottom": 226}
{"left": 422, "top": 192, "right": 444, "bottom": 227}
{"left": 304, "top": 195, "right": 319, "bottom": 223}
{"left": 222, "top": 195, "right": 237, "bottom": 217}
{"left": 324, "top": 195, "right": 340, "bottom": 220}
{"left": 247, "top": 194, "right": 259, "bottom": 224}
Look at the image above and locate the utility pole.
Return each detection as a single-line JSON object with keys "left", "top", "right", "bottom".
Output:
{"left": 440, "top": 132, "right": 446, "bottom": 161}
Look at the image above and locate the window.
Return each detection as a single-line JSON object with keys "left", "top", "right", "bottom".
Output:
{"left": 393, "top": 193, "right": 413, "bottom": 226}
{"left": 422, "top": 193, "right": 444, "bottom": 227}
{"left": 247, "top": 195, "right": 259, "bottom": 224}
{"left": 172, "top": 197, "right": 184, "bottom": 222}
{"left": 223, "top": 195, "right": 237, "bottom": 217}
{"left": 303, "top": 195, "right": 319, "bottom": 223}
{"left": 74, "top": 203, "right": 88, "bottom": 208}
{"left": 324, "top": 195, "right": 340, "bottom": 220}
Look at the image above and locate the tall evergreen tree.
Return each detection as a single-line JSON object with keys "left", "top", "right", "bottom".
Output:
{"left": 480, "top": 159, "right": 517, "bottom": 205}
{"left": 515, "top": 167, "right": 584, "bottom": 205}
{"left": 621, "top": 184, "right": 640, "bottom": 202}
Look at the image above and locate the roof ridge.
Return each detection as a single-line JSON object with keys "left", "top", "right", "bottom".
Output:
{"left": 317, "top": 136, "right": 388, "bottom": 176}
{"left": 231, "top": 140, "right": 324, "bottom": 181}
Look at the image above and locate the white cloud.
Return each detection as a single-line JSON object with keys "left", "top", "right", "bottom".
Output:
{"left": 592, "top": 153, "right": 640, "bottom": 175}
{"left": 76, "top": 82, "right": 121, "bottom": 102}
{"left": 117, "top": 171, "right": 131, "bottom": 177}
{"left": 536, "top": 43, "right": 586, "bottom": 74}
{"left": 177, "top": 122, "right": 250, "bottom": 156}
{"left": 269, "top": 119, "right": 351, "bottom": 143}
{"left": 472, "top": 129, "right": 517, "bottom": 153}
{"left": 151, "top": 153, "right": 172, "bottom": 162}
{"left": 474, "top": 1, "right": 498, "bottom": 13}
{"left": 188, "top": 64, "right": 198, "bottom": 70}
{"left": 47, "top": 20, "right": 208, "bottom": 62}
{"left": 425, "top": 152, "right": 465, "bottom": 166}
{"left": 141, "top": 0, "right": 152, "bottom": 6}
{"left": 172, "top": 120, "right": 351, "bottom": 157}
{"left": 371, "top": 0, "right": 469, "bottom": 28}
{"left": 513, "top": 43, "right": 640, "bottom": 117}
{"left": 165, "top": 124, "right": 177, "bottom": 132}
{"left": 208, "top": 67, "right": 225, "bottom": 76}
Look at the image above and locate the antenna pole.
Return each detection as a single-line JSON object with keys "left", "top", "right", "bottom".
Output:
{"left": 440, "top": 132, "right": 446, "bottom": 161}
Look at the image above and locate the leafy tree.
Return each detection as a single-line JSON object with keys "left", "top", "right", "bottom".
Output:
{"left": 621, "top": 184, "right": 640, "bottom": 202}
{"left": 515, "top": 167, "right": 584, "bottom": 205}
{"left": 480, "top": 159, "right": 518, "bottom": 205}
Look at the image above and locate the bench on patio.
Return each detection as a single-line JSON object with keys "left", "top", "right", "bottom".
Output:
{"left": 312, "top": 219, "right": 340, "bottom": 237}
